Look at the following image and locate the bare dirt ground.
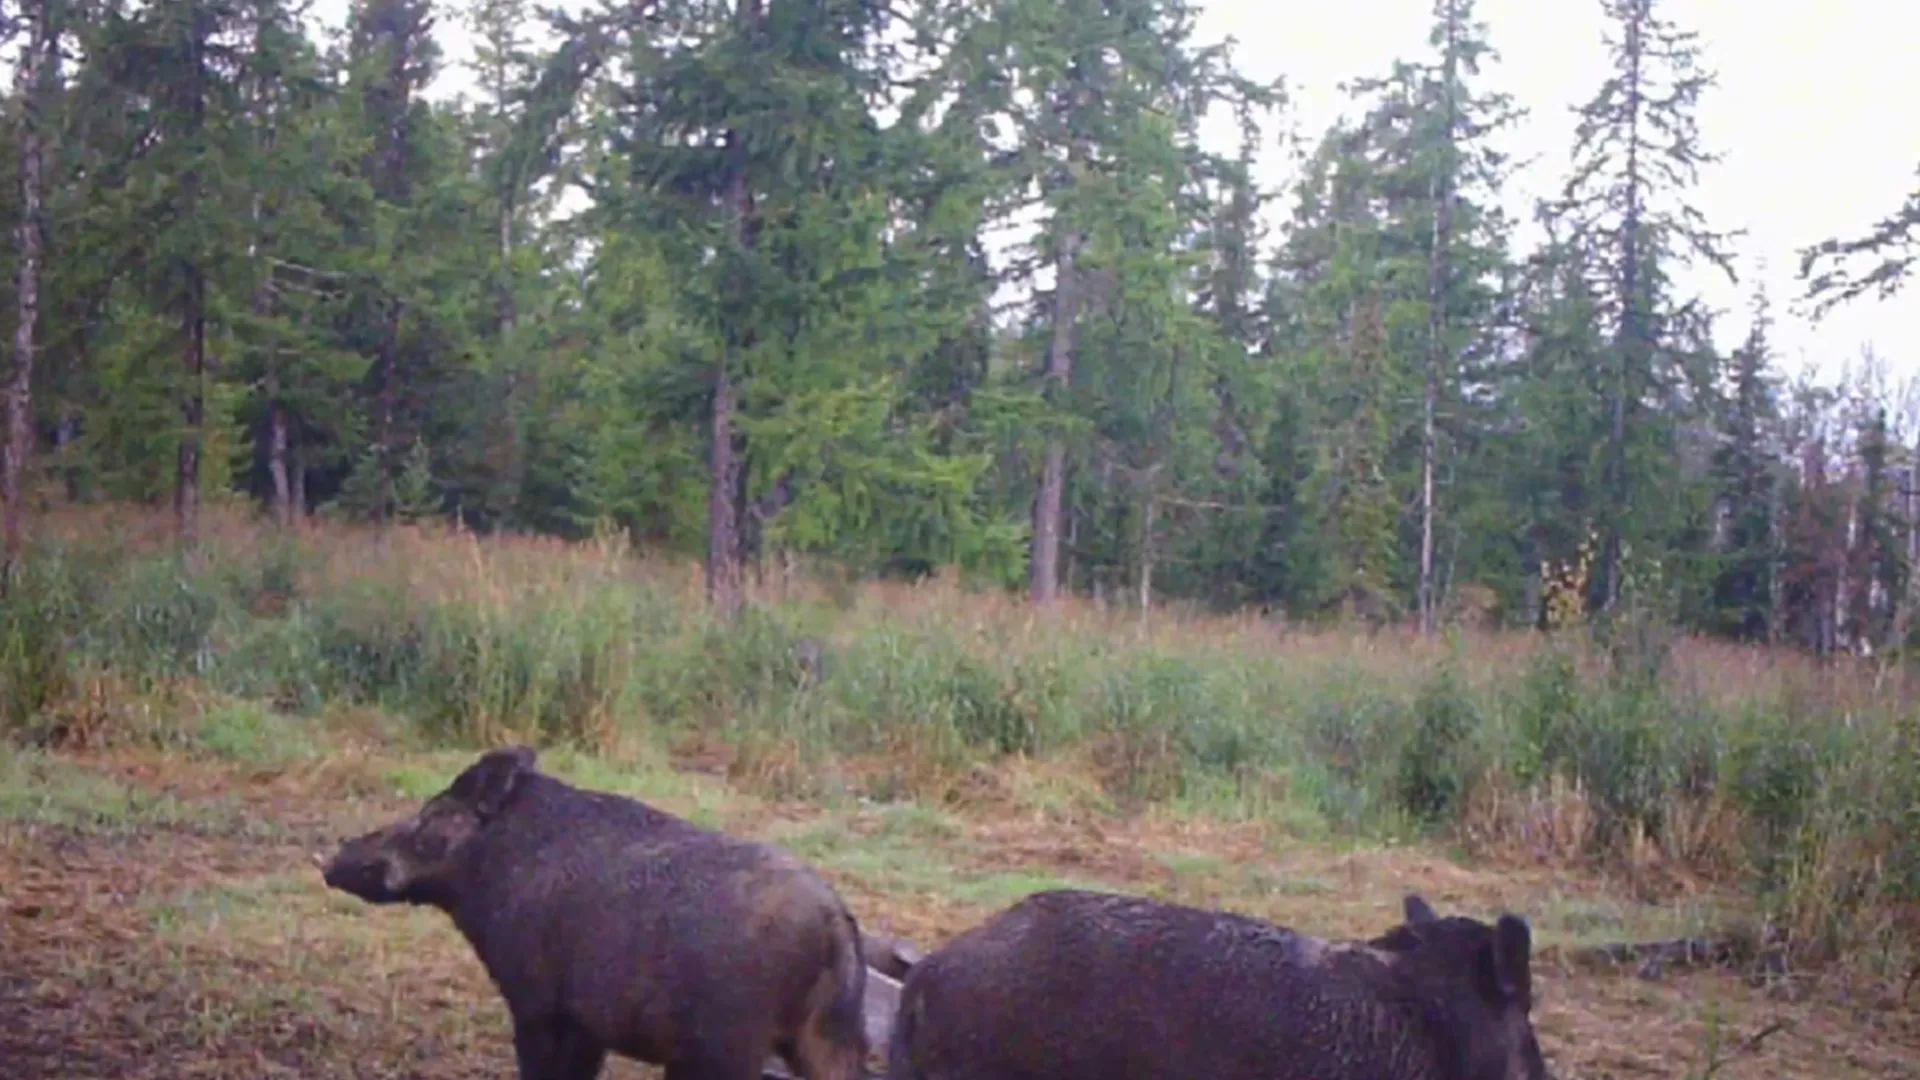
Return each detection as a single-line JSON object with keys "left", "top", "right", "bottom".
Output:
{"left": 3, "top": 742, "right": 1916, "bottom": 1080}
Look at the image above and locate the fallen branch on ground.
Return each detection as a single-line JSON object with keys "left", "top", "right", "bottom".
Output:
{"left": 1542, "top": 930, "right": 1789, "bottom": 983}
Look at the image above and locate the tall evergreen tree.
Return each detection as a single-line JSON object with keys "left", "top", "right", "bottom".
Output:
{"left": 341, "top": 0, "right": 441, "bottom": 523}
{"left": 225, "top": 0, "right": 357, "bottom": 528}
{"left": 1543, "top": 0, "right": 1737, "bottom": 618}
{"left": 83, "top": 0, "right": 265, "bottom": 544}
{"left": 975, "top": 0, "right": 1254, "bottom": 606}
{"left": 0, "top": 0, "right": 1898, "bottom": 660}
{"left": 1351, "top": 0, "right": 1520, "bottom": 628}
{"left": 1708, "top": 282, "right": 1782, "bottom": 639}
{"left": 585, "top": 0, "right": 924, "bottom": 615}
{"left": 461, "top": 0, "right": 539, "bottom": 525}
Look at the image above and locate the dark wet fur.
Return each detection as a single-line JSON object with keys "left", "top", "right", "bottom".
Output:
{"left": 322, "top": 747, "right": 868, "bottom": 1080}
{"left": 885, "top": 888, "right": 1550, "bottom": 1080}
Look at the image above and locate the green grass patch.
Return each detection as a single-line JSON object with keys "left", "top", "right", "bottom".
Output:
{"left": 772, "top": 811, "right": 1104, "bottom": 905}
{"left": 186, "top": 700, "right": 322, "bottom": 768}
{"left": 3, "top": 509, "right": 1919, "bottom": 970}
{"left": 0, "top": 748, "right": 210, "bottom": 830}
{"left": 147, "top": 874, "right": 328, "bottom": 935}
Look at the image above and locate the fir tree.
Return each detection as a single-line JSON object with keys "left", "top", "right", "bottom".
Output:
{"left": 1544, "top": 0, "right": 1738, "bottom": 619}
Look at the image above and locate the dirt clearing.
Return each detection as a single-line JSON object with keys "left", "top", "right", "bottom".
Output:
{"left": 2, "top": 745, "right": 1914, "bottom": 1080}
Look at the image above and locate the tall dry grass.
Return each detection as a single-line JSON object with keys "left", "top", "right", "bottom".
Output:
{"left": 2, "top": 503, "right": 1917, "bottom": 972}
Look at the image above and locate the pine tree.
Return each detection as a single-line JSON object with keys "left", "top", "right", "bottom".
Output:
{"left": 0, "top": 0, "right": 1904, "bottom": 660}
{"left": 583, "top": 0, "right": 917, "bottom": 615}
{"left": 961, "top": 0, "right": 1243, "bottom": 606}
{"left": 83, "top": 0, "right": 262, "bottom": 545}
{"left": 462, "top": 0, "right": 540, "bottom": 525}
{"left": 1185, "top": 92, "right": 1282, "bottom": 607}
{"left": 1545, "top": 0, "right": 1738, "bottom": 618}
{"left": 1708, "top": 282, "right": 1781, "bottom": 639}
{"left": 1843, "top": 375, "right": 1909, "bottom": 652}
{"left": 1342, "top": 0, "right": 1521, "bottom": 629}
{"left": 1499, "top": 225, "right": 1610, "bottom": 625}
{"left": 343, "top": 0, "right": 440, "bottom": 524}
{"left": 224, "top": 0, "right": 355, "bottom": 529}
{"left": 1267, "top": 128, "right": 1408, "bottom": 621}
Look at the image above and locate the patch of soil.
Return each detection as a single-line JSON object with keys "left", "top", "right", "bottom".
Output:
{"left": 4, "top": 751, "right": 1917, "bottom": 1080}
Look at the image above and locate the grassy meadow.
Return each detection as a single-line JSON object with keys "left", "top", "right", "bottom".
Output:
{"left": 3, "top": 504, "right": 1919, "bottom": 1079}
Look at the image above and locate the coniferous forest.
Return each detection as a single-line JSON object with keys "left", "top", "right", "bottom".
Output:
{"left": 0, "top": 0, "right": 1910, "bottom": 647}
{"left": 9, "top": 4, "right": 1920, "bottom": 1073}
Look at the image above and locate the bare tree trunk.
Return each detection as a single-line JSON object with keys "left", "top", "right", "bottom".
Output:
{"left": 1029, "top": 228, "right": 1083, "bottom": 605}
{"left": 708, "top": 363, "right": 742, "bottom": 616}
{"left": 374, "top": 303, "right": 400, "bottom": 523}
{"left": 1063, "top": 497, "right": 1078, "bottom": 597}
{"left": 1901, "top": 454, "right": 1920, "bottom": 651}
{"left": 1417, "top": 376, "right": 1438, "bottom": 629}
{"left": 1522, "top": 535, "right": 1544, "bottom": 629}
{"left": 499, "top": 200, "right": 524, "bottom": 521}
{"left": 3, "top": 1, "right": 48, "bottom": 577}
{"left": 1138, "top": 490, "right": 1155, "bottom": 618}
{"left": 290, "top": 439, "right": 307, "bottom": 523}
{"left": 54, "top": 412, "right": 75, "bottom": 503}
{"left": 1909, "top": 444, "right": 1920, "bottom": 567}
{"left": 268, "top": 401, "right": 292, "bottom": 528}
{"left": 1841, "top": 496, "right": 1862, "bottom": 652}
{"left": 1031, "top": 444, "right": 1069, "bottom": 604}
{"left": 177, "top": 281, "right": 206, "bottom": 549}
{"left": 706, "top": 0, "right": 763, "bottom": 620}
{"left": 499, "top": 204, "right": 516, "bottom": 327}
{"left": 1765, "top": 466, "right": 1781, "bottom": 646}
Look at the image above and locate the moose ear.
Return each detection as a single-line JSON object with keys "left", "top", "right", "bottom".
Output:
{"left": 1491, "top": 914, "right": 1533, "bottom": 1004}
{"left": 1403, "top": 894, "right": 1439, "bottom": 925}
{"left": 455, "top": 745, "right": 537, "bottom": 819}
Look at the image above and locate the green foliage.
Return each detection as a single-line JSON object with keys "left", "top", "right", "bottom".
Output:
{"left": 0, "top": 0, "right": 1917, "bottom": 991}
{"left": 392, "top": 438, "right": 437, "bottom": 523}
{"left": 0, "top": 554, "right": 87, "bottom": 736}
{"left": 0, "top": 0, "right": 1912, "bottom": 662}
{"left": 1396, "top": 658, "right": 1480, "bottom": 823}
{"left": 7, "top": 509, "right": 1920, "bottom": 965}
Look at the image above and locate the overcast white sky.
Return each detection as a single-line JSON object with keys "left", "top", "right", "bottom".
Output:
{"left": 308, "top": 0, "right": 1920, "bottom": 388}
{"left": 1189, "top": 0, "right": 1920, "bottom": 388}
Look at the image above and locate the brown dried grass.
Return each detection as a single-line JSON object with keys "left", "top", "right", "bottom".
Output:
{"left": 4, "top": 741, "right": 1917, "bottom": 1080}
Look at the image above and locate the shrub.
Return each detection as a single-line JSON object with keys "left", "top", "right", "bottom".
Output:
{"left": 5, "top": 504, "right": 1918, "bottom": 970}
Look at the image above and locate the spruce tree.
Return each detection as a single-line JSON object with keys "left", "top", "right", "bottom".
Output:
{"left": 1543, "top": 0, "right": 1738, "bottom": 618}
